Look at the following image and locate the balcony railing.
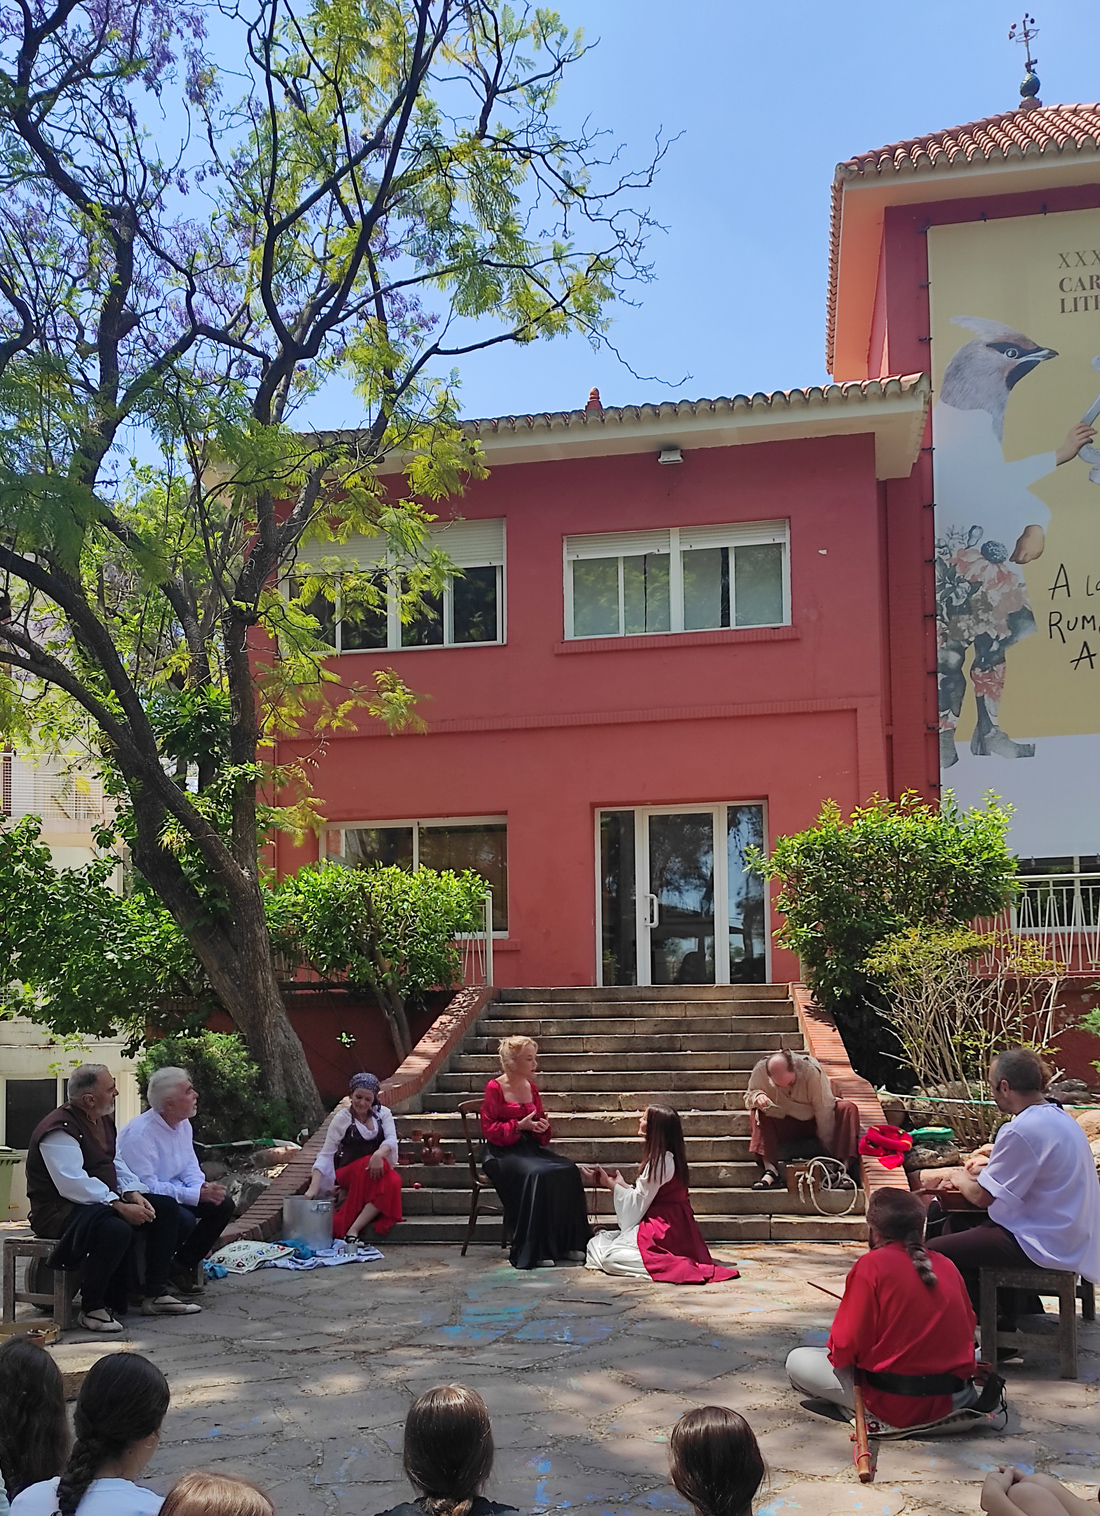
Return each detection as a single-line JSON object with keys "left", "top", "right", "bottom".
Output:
{"left": 975, "top": 873, "right": 1100, "bottom": 976}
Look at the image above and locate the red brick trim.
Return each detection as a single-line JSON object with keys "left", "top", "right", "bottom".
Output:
{"left": 223, "top": 985, "right": 494, "bottom": 1243}
{"left": 790, "top": 982, "right": 909, "bottom": 1201}
{"left": 380, "top": 985, "right": 495, "bottom": 1110}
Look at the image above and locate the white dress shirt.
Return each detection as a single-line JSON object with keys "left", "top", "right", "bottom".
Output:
{"left": 116, "top": 1108, "right": 205, "bottom": 1207}
{"left": 980, "top": 1102, "right": 1100, "bottom": 1282}
{"left": 38, "top": 1132, "right": 145, "bottom": 1206}
{"left": 586, "top": 1153, "right": 675, "bottom": 1280}
{"left": 312, "top": 1105, "right": 398, "bottom": 1191}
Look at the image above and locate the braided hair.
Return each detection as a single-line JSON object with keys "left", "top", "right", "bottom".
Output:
{"left": 867, "top": 1188, "right": 937, "bottom": 1287}
{"left": 55, "top": 1352, "right": 169, "bottom": 1516}
{"left": 403, "top": 1384, "right": 494, "bottom": 1516}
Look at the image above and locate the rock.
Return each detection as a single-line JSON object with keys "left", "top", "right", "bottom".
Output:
{"left": 1074, "top": 1109, "right": 1100, "bottom": 1142}
{"left": 1049, "top": 1078, "right": 1096, "bottom": 1105}
{"left": 201, "top": 1159, "right": 229, "bottom": 1181}
{"left": 903, "top": 1144, "right": 961, "bottom": 1171}
{"left": 225, "top": 1171, "right": 270, "bottom": 1213}
{"left": 252, "top": 1144, "right": 301, "bottom": 1169}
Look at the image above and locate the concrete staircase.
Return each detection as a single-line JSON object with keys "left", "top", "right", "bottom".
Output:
{"left": 391, "top": 986, "right": 866, "bottom": 1244}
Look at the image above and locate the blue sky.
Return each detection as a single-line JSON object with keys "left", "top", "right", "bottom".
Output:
{"left": 441, "top": 0, "right": 1100, "bottom": 421}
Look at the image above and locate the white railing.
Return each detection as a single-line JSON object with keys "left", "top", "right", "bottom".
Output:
{"left": 1, "top": 753, "right": 104, "bottom": 826}
{"left": 975, "top": 873, "right": 1100, "bottom": 975}
{"left": 460, "top": 891, "right": 495, "bottom": 989}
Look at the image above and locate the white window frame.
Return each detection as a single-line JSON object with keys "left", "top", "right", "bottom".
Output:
{"left": 292, "top": 519, "right": 506, "bottom": 652}
{"left": 564, "top": 521, "right": 790, "bottom": 640}
{"left": 325, "top": 815, "right": 509, "bottom": 936}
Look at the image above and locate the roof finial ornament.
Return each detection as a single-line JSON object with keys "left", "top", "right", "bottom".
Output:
{"left": 586, "top": 387, "right": 602, "bottom": 411}
{"left": 1009, "top": 14, "right": 1042, "bottom": 110}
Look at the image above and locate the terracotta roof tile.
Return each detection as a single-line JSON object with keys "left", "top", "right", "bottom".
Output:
{"left": 827, "top": 103, "right": 1100, "bottom": 371}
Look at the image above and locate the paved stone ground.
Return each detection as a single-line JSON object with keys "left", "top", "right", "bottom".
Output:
{"left": 41, "top": 1242, "right": 1100, "bottom": 1516}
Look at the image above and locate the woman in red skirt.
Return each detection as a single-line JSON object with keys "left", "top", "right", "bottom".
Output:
{"left": 304, "top": 1072, "right": 403, "bottom": 1241}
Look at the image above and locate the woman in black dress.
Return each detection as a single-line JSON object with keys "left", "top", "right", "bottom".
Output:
{"left": 479, "top": 1035, "right": 592, "bottom": 1269}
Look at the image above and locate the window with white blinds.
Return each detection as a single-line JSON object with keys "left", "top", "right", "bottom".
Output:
{"left": 292, "top": 519, "right": 505, "bottom": 651}
{"left": 564, "top": 521, "right": 789, "bottom": 639}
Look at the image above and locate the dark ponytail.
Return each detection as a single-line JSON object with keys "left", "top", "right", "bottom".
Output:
{"left": 403, "top": 1384, "right": 494, "bottom": 1516}
{"left": 867, "top": 1189, "right": 937, "bottom": 1287}
{"left": 0, "top": 1336, "right": 69, "bottom": 1497}
{"left": 669, "top": 1406, "right": 765, "bottom": 1516}
{"left": 56, "top": 1353, "right": 169, "bottom": 1516}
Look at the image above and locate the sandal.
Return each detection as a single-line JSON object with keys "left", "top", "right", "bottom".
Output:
{"left": 751, "top": 1170, "right": 781, "bottom": 1191}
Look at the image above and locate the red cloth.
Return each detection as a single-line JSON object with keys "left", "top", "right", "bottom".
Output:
{"left": 334, "top": 1156, "right": 403, "bottom": 1238}
{"left": 827, "top": 1240, "right": 977, "bottom": 1426}
{"left": 636, "top": 1176, "right": 740, "bottom": 1285}
{"left": 480, "top": 1079, "right": 552, "bottom": 1147}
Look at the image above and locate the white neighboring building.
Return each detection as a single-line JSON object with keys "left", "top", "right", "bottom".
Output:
{"left": 1, "top": 750, "right": 138, "bottom": 1220}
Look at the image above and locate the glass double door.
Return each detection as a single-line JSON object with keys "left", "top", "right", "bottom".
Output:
{"left": 598, "top": 805, "right": 767, "bottom": 986}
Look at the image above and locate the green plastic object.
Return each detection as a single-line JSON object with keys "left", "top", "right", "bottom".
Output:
{"left": 0, "top": 1147, "right": 19, "bottom": 1219}
{"left": 909, "top": 1126, "right": 955, "bottom": 1144}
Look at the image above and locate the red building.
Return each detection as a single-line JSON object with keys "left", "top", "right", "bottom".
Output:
{"left": 276, "top": 98, "right": 1100, "bottom": 1003}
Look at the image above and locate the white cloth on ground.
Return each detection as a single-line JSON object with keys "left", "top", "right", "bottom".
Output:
{"left": 11, "top": 1475, "right": 162, "bottom": 1514}
{"left": 38, "top": 1131, "right": 145, "bottom": 1207}
{"left": 978, "top": 1101, "right": 1100, "bottom": 1282}
{"left": 586, "top": 1153, "right": 673, "bottom": 1278}
{"left": 116, "top": 1108, "right": 205, "bottom": 1207}
{"left": 310, "top": 1104, "right": 398, "bottom": 1191}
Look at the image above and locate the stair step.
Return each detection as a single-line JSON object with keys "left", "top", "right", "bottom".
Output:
{"left": 479, "top": 1016, "right": 800, "bottom": 1038}
{"left": 397, "top": 1136, "right": 754, "bottom": 1163}
{"left": 420, "top": 1088, "right": 753, "bottom": 1112}
{"left": 398, "top": 1110, "right": 753, "bottom": 1137}
{"left": 466, "top": 1032, "right": 792, "bottom": 1055}
{"left": 398, "top": 1159, "right": 764, "bottom": 1189}
{"left": 440, "top": 1071, "right": 755, "bottom": 1094}
{"left": 398, "top": 1182, "right": 861, "bottom": 1217}
{"left": 452, "top": 1051, "right": 765, "bottom": 1073}
{"left": 383, "top": 1213, "right": 865, "bottom": 1244}
{"left": 496, "top": 986, "right": 791, "bottom": 1002}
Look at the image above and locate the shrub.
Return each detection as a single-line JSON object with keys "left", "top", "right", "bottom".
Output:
{"left": 749, "top": 791, "right": 1018, "bottom": 1084}
{"left": 865, "top": 926, "right": 1063, "bottom": 1142}
{"left": 271, "top": 863, "right": 486, "bottom": 1059}
{"left": 137, "top": 1031, "right": 295, "bottom": 1146}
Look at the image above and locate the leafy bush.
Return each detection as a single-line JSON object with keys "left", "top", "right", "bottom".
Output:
{"left": 137, "top": 1031, "right": 295, "bottom": 1146}
{"left": 750, "top": 792, "right": 1018, "bottom": 1084}
{"left": 865, "top": 925, "right": 1063, "bottom": 1141}
{"left": 271, "top": 863, "right": 486, "bottom": 1058}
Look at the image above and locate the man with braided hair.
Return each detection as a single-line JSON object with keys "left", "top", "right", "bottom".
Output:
{"left": 786, "top": 1189, "right": 994, "bottom": 1435}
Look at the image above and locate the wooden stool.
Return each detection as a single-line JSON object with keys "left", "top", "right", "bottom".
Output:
{"left": 2, "top": 1236, "right": 77, "bottom": 1331}
{"left": 979, "top": 1266, "right": 1096, "bottom": 1379}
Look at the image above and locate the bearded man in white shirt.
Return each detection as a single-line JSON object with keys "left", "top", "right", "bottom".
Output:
{"left": 928, "top": 1047, "right": 1100, "bottom": 1337}
{"left": 116, "top": 1066, "right": 235, "bottom": 1292}
{"left": 24, "top": 1063, "right": 201, "bottom": 1333}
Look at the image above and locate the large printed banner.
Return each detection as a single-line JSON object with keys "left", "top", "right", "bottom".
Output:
{"left": 930, "top": 210, "right": 1100, "bottom": 859}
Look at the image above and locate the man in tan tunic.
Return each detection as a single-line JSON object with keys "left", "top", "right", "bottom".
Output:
{"left": 745, "top": 1048, "right": 861, "bottom": 1191}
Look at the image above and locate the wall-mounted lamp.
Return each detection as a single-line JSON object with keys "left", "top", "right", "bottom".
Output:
{"left": 657, "top": 447, "right": 683, "bottom": 466}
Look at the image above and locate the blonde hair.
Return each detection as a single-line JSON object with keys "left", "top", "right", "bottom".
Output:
{"left": 161, "top": 1472, "right": 275, "bottom": 1516}
{"left": 497, "top": 1035, "right": 537, "bottom": 1073}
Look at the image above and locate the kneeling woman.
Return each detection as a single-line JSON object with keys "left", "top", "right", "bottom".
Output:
{"left": 481, "top": 1037, "right": 591, "bottom": 1270}
{"left": 586, "top": 1107, "right": 739, "bottom": 1284}
{"left": 305, "top": 1073, "right": 403, "bottom": 1241}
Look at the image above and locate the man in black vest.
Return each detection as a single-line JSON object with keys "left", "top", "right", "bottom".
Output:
{"left": 25, "top": 1063, "right": 201, "bottom": 1333}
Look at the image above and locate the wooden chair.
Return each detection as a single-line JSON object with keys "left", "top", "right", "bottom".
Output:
{"left": 3, "top": 1235, "right": 77, "bottom": 1331}
{"left": 979, "top": 1265, "right": 1096, "bottom": 1379}
{"left": 457, "top": 1100, "right": 510, "bottom": 1256}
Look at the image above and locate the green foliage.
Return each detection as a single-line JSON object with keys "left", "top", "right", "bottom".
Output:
{"left": 273, "top": 863, "right": 485, "bottom": 998}
{"left": 1079, "top": 1007, "right": 1100, "bottom": 1081}
{"left": 0, "top": 816, "right": 205, "bottom": 1046}
{"left": 750, "top": 792, "right": 1018, "bottom": 1083}
{"left": 137, "top": 1032, "right": 294, "bottom": 1146}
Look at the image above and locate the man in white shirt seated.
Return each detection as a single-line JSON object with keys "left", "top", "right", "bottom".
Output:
{"left": 928, "top": 1047, "right": 1100, "bottom": 1338}
{"left": 25, "top": 1063, "right": 202, "bottom": 1333}
{"left": 117, "top": 1066, "right": 235, "bottom": 1292}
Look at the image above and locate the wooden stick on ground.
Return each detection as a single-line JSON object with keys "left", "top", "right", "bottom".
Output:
{"left": 851, "top": 1373, "right": 874, "bottom": 1484}
{"left": 808, "top": 1280, "right": 844, "bottom": 1301}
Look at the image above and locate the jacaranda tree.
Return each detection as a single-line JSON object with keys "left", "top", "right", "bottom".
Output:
{"left": 0, "top": 0, "right": 660, "bottom": 1121}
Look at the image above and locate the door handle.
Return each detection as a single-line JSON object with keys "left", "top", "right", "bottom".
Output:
{"left": 645, "top": 893, "right": 660, "bottom": 929}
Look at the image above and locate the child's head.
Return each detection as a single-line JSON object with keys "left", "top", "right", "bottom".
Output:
{"left": 161, "top": 1471, "right": 276, "bottom": 1515}
{"left": 0, "top": 1335, "right": 69, "bottom": 1499}
{"left": 403, "top": 1384, "right": 494, "bottom": 1516}
{"left": 58, "top": 1352, "right": 170, "bottom": 1516}
{"left": 669, "top": 1406, "right": 766, "bottom": 1516}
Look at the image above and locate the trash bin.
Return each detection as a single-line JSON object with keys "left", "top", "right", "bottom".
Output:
{"left": 0, "top": 1148, "right": 20, "bottom": 1219}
